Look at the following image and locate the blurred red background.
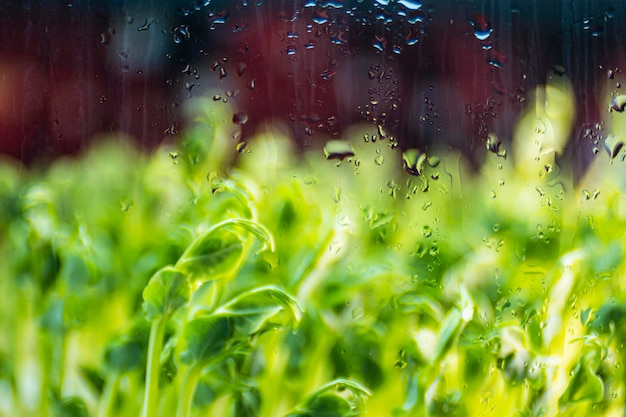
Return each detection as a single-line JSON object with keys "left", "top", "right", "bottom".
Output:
{"left": 0, "top": 0, "right": 622, "bottom": 174}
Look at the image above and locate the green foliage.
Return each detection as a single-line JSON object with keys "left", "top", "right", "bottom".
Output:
{"left": 142, "top": 267, "right": 190, "bottom": 321}
{"left": 3, "top": 87, "right": 626, "bottom": 417}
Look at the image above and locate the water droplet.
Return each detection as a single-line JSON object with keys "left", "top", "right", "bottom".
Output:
{"left": 351, "top": 306, "right": 364, "bottom": 320}
{"left": 312, "top": 10, "right": 329, "bottom": 24}
{"left": 120, "top": 199, "right": 134, "bottom": 212}
{"left": 236, "top": 141, "right": 248, "bottom": 153}
{"left": 137, "top": 19, "right": 155, "bottom": 32}
{"left": 473, "top": 28, "right": 493, "bottom": 41}
{"left": 323, "top": 140, "right": 355, "bottom": 160}
{"left": 377, "top": 124, "right": 388, "bottom": 139}
{"left": 232, "top": 112, "right": 249, "bottom": 125}
{"left": 236, "top": 62, "right": 247, "bottom": 76}
{"left": 591, "top": 26, "right": 604, "bottom": 37}
{"left": 486, "top": 133, "right": 507, "bottom": 158}
{"left": 100, "top": 32, "right": 111, "bottom": 45}
{"left": 398, "top": 0, "right": 422, "bottom": 10}
{"left": 372, "top": 37, "right": 385, "bottom": 52}
{"left": 285, "top": 45, "right": 297, "bottom": 55}
{"left": 610, "top": 95, "right": 626, "bottom": 112}
{"left": 374, "top": 154, "right": 385, "bottom": 166}
{"left": 402, "top": 148, "right": 427, "bottom": 176}
{"left": 304, "top": 40, "right": 316, "bottom": 49}
{"left": 218, "top": 66, "right": 227, "bottom": 79}
{"left": 604, "top": 135, "right": 623, "bottom": 159}
{"left": 422, "top": 225, "right": 432, "bottom": 238}
{"left": 487, "top": 59, "right": 503, "bottom": 68}
{"left": 469, "top": 14, "right": 493, "bottom": 40}
{"left": 394, "top": 359, "right": 408, "bottom": 370}
{"left": 606, "top": 7, "right": 616, "bottom": 19}
{"left": 553, "top": 65, "right": 566, "bottom": 76}
{"left": 428, "top": 156, "right": 440, "bottom": 168}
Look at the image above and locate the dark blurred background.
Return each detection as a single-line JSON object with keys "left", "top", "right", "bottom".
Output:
{"left": 0, "top": 0, "right": 624, "bottom": 174}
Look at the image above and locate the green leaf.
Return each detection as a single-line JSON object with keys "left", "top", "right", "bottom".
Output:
{"left": 285, "top": 379, "right": 372, "bottom": 417}
{"left": 55, "top": 396, "right": 89, "bottom": 417}
{"left": 331, "top": 326, "right": 383, "bottom": 389}
{"left": 559, "top": 363, "right": 604, "bottom": 406}
{"left": 399, "top": 294, "right": 445, "bottom": 322}
{"left": 176, "top": 218, "right": 275, "bottom": 282}
{"left": 214, "top": 285, "right": 304, "bottom": 334}
{"left": 142, "top": 266, "right": 190, "bottom": 321}
{"left": 559, "top": 337, "right": 605, "bottom": 406}
{"left": 295, "top": 393, "right": 352, "bottom": 417}
{"left": 179, "top": 315, "right": 234, "bottom": 365}
{"left": 433, "top": 308, "right": 463, "bottom": 363}
{"left": 105, "top": 338, "right": 145, "bottom": 374}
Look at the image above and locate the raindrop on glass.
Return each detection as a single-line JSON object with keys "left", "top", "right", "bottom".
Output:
{"left": 398, "top": 0, "right": 422, "bottom": 10}
{"left": 232, "top": 112, "right": 249, "bottom": 125}
{"left": 236, "top": 141, "right": 248, "bottom": 153}
{"left": 604, "top": 135, "right": 623, "bottom": 159}
{"left": 610, "top": 95, "right": 626, "bottom": 112}
{"left": 323, "top": 140, "right": 355, "bottom": 161}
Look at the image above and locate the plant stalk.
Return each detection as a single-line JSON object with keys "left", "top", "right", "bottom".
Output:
{"left": 141, "top": 317, "right": 167, "bottom": 417}
{"left": 97, "top": 373, "right": 120, "bottom": 417}
{"left": 175, "top": 363, "right": 204, "bottom": 417}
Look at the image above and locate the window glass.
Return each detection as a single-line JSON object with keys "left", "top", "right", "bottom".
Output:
{"left": 1, "top": 2, "right": 625, "bottom": 416}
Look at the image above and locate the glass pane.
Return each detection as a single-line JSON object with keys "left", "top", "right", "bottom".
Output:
{"left": 1, "top": 1, "right": 626, "bottom": 416}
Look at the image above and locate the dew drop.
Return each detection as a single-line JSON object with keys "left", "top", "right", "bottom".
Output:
{"left": 374, "top": 154, "right": 385, "bottom": 166}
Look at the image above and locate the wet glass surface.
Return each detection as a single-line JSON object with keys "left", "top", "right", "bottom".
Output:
{"left": 3, "top": 1, "right": 626, "bottom": 417}
{"left": 0, "top": 0, "right": 623, "bottom": 171}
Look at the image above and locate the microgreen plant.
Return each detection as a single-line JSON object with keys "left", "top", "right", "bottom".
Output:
{"left": 2, "top": 74, "right": 626, "bottom": 416}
